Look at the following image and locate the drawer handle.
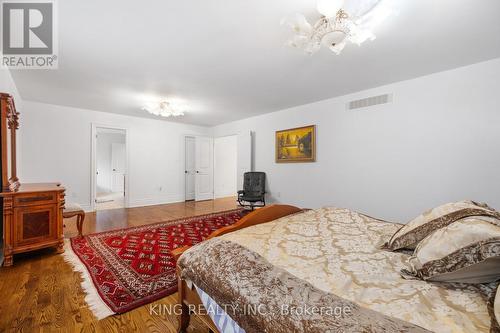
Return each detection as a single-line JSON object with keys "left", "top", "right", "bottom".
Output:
{"left": 18, "top": 196, "right": 53, "bottom": 203}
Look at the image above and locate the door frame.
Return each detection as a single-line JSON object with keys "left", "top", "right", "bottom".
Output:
{"left": 184, "top": 135, "right": 196, "bottom": 201}
{"left": 90, "top": 124, "right": 130, "bottom": 211}
{"left": 182, "top": 134, "right": 195, "bottom": 202}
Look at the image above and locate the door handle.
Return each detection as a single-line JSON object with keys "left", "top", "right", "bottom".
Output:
{"left": 185, "top": 170, "right": 188, "bottom": 174}
{"left": 196, "top": 171, "right": 199, "bottom": 174}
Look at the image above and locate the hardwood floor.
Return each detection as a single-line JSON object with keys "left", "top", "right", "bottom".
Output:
{"left": 95, "top": 192, "right": 125, "bottom": 210}
{"left": 0, "top": 197, "right": 239, "bottom": 333}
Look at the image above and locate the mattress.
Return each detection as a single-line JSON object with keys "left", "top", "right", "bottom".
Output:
{"left": 194, "top": 283, "right": 245, "bottom": 333}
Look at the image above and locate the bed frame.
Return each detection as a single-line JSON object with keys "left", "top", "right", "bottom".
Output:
{"left": 172, "top": 204, "right": 302, "bottom": 333}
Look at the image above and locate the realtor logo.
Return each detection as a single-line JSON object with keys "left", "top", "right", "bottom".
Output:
{"left": 1, "top": 0, "right": 58, "bottom": 69}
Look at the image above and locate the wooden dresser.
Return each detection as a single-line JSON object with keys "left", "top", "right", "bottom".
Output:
{"left": 1, "top": 184, "right": 65, "bottom": 266}
{"left": 0, "top": 93, "right": 65, "bottom": 266}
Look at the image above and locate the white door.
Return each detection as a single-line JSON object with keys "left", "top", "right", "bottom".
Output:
{"left": 195, "top": 136, "right": 214, "bottom": 201}
{"left": 185, "top": 137, "right": 196, "bottom": 200}
{"left": 111, "top": 143, "right": 126, "bottom": 194}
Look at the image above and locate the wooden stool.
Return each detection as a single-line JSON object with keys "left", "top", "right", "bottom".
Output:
{"left": 63, "top": 203, "right": 85, "bottom": 237}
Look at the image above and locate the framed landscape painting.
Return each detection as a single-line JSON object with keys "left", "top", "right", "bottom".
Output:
{"left": 276, "top": 125, "right": 316, "bottom": 163}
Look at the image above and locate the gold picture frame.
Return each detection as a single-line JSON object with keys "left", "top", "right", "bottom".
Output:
{"left": 275, "top": 125, "right": 316, "bottom": 163}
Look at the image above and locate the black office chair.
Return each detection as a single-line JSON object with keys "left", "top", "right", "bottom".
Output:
{"left": 237, "top": 172, "right": 266, "bottom": 210}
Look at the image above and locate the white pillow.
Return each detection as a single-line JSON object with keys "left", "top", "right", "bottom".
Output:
{"left": 401, "top": 216, "right": 500, "bottom": 283}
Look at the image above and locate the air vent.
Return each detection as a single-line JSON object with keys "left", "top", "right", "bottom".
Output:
{"left": 348, "top": 93, "right": 393, "bottom": 110}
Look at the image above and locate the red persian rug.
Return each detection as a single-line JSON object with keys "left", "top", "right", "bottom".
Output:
{"left": 63, "top": 208, "right": 246, "bottom": 319}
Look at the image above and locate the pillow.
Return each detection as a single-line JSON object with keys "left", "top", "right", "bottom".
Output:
{"left": 384, "top": 200, "right": 499, "bottom": 251}
{"left": 401, "top": 216, "right": 500, "bottom": 283}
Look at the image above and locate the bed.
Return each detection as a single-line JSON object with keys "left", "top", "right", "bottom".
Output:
{"left": 173, "top": 205, "right": 498, "bottom": 333}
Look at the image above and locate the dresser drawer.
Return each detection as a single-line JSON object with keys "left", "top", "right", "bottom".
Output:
{"left": 13, "top": 192, "right": 57, "bottom": 207}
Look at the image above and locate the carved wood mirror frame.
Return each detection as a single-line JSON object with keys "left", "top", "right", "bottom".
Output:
{"left": 1, "top": 93, "right": 20, "bottom": 192}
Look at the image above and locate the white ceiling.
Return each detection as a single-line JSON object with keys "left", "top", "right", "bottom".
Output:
{"left": 10, "top": 0, "right": 500, "bottom": 126}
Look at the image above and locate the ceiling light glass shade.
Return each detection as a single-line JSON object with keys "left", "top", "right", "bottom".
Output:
{"left": 142, "top": 100, "right": 185, "bottom": 117}
{"left": 348, "top": 25, "right": 376, "bottom": 45}
{"left": 281, "top": 13, "right": 312, "bottom": 35}
{"left": 317, "top": 0, "right": 344, "bottom": 18}
{"left": 328, "top": 40, "right": 347, "bottom": 55}
{"left": 283, "top": 0, "right": 394, "bottom": 55}
{"left": 321, "top": 30, "right": 347, "bottom": 48}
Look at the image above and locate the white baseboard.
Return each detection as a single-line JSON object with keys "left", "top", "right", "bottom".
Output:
{"left": 214, "top": 191, "right": 237, "bottom": 199}
{"left": 128, "top": 194, "right": 185, "bottom": 209}
{"left": 74, "top": 195, "right": 185, "bottom": 213}
{"left": 78, "top": 193, "right": 224, "bottom": 212}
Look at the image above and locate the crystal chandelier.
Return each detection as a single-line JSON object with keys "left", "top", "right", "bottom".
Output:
{"left": 282, "top": 0, "right": 394, "bottom": 55}
{"left": 142, "top": 100, "right": 185, "bottom": 117}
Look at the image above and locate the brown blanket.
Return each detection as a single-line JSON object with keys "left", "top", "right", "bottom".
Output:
{"left": 178, "top": 238, "right": 430, "bottom": 333}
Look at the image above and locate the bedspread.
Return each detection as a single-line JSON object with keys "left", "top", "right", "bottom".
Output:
{"left": 178, "top": 207, "right": 497, "bottom": 332}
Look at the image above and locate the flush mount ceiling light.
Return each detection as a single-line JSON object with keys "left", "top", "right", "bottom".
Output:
{"left": 141, "top": 100, "right": 185, "bottom": 117}
{"left": 282, "top": 0, "right": 394, "bottom": 55}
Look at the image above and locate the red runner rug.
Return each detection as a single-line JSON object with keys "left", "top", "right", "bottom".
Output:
{"left": 63, "top": 208, "right": 246, "bottom": 319}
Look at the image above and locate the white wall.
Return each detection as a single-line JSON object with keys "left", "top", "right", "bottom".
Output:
{"left": 214, "top": 135, "right": 238, "bottom": 198}
{"left": 0, "top": 68, "right": 23, "bottom": 177}
{"left": 7, "top": 59, "right": 500, "bottom": 220}
{"left": 0, "top": 68, "right": 24, "bottom": 258}
{"left": 213, "top": 58, "right": 500, "bottom": 222}
{"left": 19, "top": 101, "right": 210, "bottom": 210}
{"left": 0, "top": 68, "right": 22, "bottom": 107}
{"left": 96, "top": 131, "right": 125, "bottom": 193}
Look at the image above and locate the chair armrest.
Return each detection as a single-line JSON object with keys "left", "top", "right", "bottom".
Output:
{"left": 237, "top": 190, "right": 244, "bottom": 195}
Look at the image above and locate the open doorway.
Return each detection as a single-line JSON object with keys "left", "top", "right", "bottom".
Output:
{"left": 93, "top": 127, "right": 127, "bottom": 210}
{"left": 214, "top": 135, "right": 238, "bottom": 199}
